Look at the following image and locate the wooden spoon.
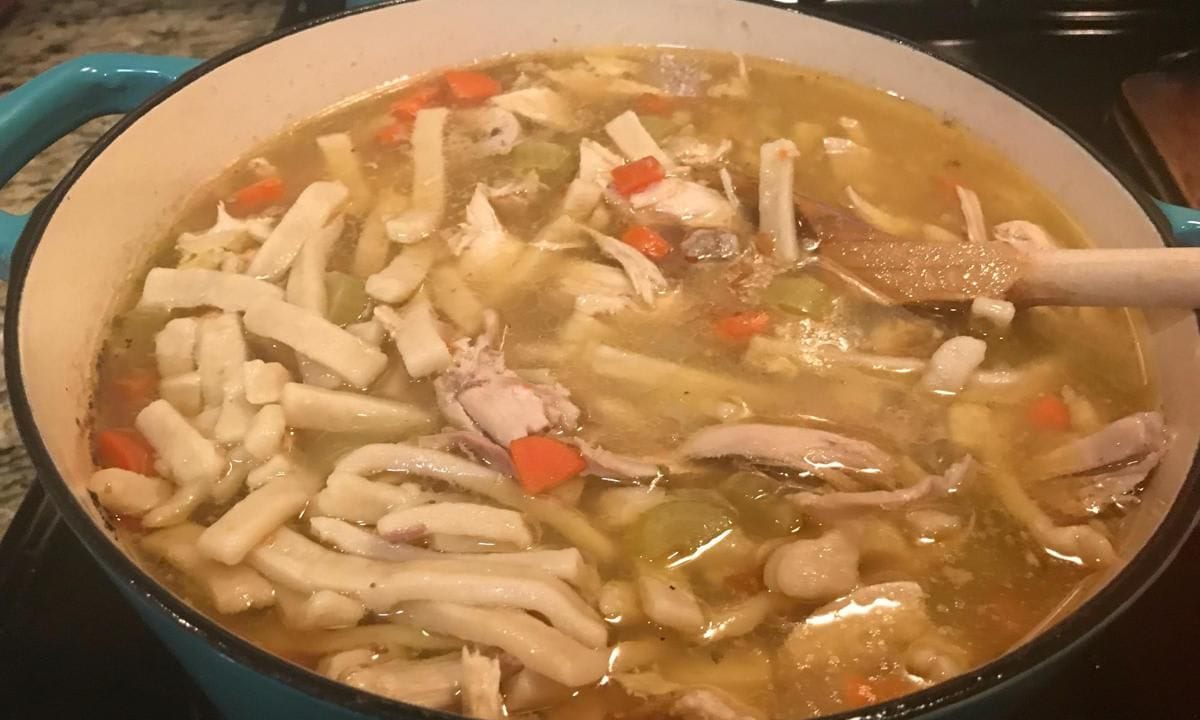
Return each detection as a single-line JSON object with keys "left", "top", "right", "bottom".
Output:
{"left": 794, "top": 194, "right": 1200, "bottom": 307}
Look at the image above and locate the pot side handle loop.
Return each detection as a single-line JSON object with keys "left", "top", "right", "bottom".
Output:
{"left": 0, "top": 54, "right": 199, "bottom": 279}
{"left": 1157, "top": 200, "right": 1200, "bottom": 247}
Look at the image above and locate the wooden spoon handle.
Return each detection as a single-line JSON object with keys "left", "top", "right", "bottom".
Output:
{"left": 1012, "top": 248, "right": 1200, "bottom": 307}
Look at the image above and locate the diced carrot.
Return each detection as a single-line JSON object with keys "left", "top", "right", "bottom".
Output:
{"left": 611, "top": 156, "right": 665, "bottom": 196}
{"left": 443, "top": 70, "right": 502, "bottom": 104}
{"left": 714, "top": 310, "right": 770, "bottom": 342}
{"left": 375, "top": 118, "right": 414, "bottom": 146}
{"left": 842, "top": 673, "right": 913, "bottom": 708}
{"left": 390, "top": 84, "right": 443, "bottom": 118}
{"left": 871, "top": 675, "right": 915, "bottom": 702}
{"left": 620, "top": 225, "right": 671, "bottom": 261}
{"left": 509, "top": 436, "right": 587, "bottom": 494}
{"left": 842, "top": 673, "right": 877, "bottom": 706}
{"left": 112, "top": 367, "right": 159, "bottom": 410}
{"left": 229, "top": 176, "right": 285, "bottom": 215}
{"left": 1028, "top": 393, "right": 1071, "bottom": 432}
{"left": 634, "top": 92, "right": 673, "bottom": 115}
{"left": 95, "top": 429, "right": 156, "bottom": 475}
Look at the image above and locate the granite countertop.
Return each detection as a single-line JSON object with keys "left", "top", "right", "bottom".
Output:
{"left": 0, "top": 0, "right": 286, "bottom": 536}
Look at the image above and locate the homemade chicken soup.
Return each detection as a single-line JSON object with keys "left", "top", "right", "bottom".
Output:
{"left": 90, "top": 48, "right": 1165, "bottom": 719}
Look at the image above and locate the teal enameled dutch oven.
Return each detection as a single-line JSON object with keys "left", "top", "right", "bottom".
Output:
{"left": 2, "top": 1, "right": 1199, "bottom": 718}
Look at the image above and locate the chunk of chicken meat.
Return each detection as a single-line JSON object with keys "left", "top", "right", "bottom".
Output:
{"left": 1032, "top": 411, "right": 1167, "bottom": 481}
{"left": 680, "top": 423, "right": 896, "bottom": 485}
{"left": 435, "top": 317, "right": 581, "bottom": 446}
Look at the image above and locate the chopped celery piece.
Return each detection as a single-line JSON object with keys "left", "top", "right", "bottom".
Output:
{"left": 639, "top": 115, "right": 677, "bottom": 142}
{"left": 718, "top": 471, "right": 800, "bottom": 536}
{"left": 761, "top": 275, "right": 833, "bottom": 317}
{"left": 624, "top": 500, "right": 735, "bottom": 566}
{"left": 325, "top": 271, "right": 370, "bottom": 325}
{"left": 511, "top": 141, "right": 572, "bottom": 173}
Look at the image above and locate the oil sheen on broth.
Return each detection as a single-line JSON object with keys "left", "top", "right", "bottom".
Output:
{"left": 89, "top": 48, "right": 1165, "bottom": 720}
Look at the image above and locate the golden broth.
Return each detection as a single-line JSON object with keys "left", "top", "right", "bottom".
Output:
{"left": 92, "top": 47, "right": 1156, "bottom": 720}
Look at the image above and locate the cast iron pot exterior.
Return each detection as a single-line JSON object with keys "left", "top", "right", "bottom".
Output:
{"left": 5, "top": 2, "right": 1200, "bottom": 719}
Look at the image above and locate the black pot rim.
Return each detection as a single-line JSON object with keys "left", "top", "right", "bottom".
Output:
{"left": 6, "top": 1, "right": 1199, "bottom": 718}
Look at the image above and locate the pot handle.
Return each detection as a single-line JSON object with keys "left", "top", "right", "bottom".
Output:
{"left": 1157, "top": 200, "right": 1200, "bottom": 247}
{"left": 0, "top": 54, "right": 199, "bottom": 278}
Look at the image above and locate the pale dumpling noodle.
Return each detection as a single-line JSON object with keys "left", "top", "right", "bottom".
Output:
{"left": 89, "top": 48, "right": 1165, "bottom": 719}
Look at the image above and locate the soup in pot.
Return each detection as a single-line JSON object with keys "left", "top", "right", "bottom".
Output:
{"left": 88, "top": 48, "right": 1166, "bottom": 719}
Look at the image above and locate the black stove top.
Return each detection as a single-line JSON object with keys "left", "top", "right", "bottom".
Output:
{"left": 3, "top": 2, "right": 1200, "bottom": 718}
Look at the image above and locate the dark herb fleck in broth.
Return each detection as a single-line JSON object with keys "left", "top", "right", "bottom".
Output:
{"left": 88, "top": 47, "right": 1162, "bottom": 720}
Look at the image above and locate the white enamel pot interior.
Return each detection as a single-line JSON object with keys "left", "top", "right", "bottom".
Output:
{"left": 8, "top": 1, "right": 1200, "bottom": 718}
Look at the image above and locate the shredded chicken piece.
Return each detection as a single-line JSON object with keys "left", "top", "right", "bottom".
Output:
{"left": 994, "top": 219, "right": 1056, "bottom": 249}
{"left": 584, "top": 227, "right": 669, "bottom": 305}
{"left": 681, "top": 423, "right": 895, "bottom": 479}
{"left": 435, "top": 319, "right": 581, "bottom": 445}
{"left": 788, "top": 456, "right": 975, "bottom": 512}
{"left": 455, "top": 184, "right": 526, "bottom": 275}
{"left": 458, "top": 105, "right": 523, "bottom": 156}
{"left": 1032, "top": 411, "right": 1168, "bottom": 481}
{"left": 343, "top": 654, "right": 463, "bottom": 709}
{"left": 491, "top": 87, "right": 576, "bottom": 131}
{"left": 571, "top": 438, "right": 663, "bottom": 480}
{"left": 956, "top": 185, "right": 988, "bottom": 244}
{"left": 628, "top": 179, "right": 735, "bottom": 229}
